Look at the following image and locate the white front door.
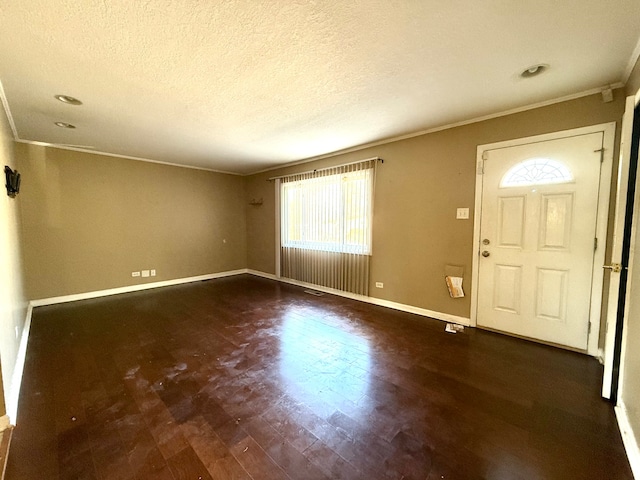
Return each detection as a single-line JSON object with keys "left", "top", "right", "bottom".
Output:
{"left": 477, "top": 132, "right": 605, "bottom": 350}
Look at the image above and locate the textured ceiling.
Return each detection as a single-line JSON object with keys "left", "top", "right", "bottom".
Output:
{"left": 1, "top": 1, "right": 639, "bottom": 174}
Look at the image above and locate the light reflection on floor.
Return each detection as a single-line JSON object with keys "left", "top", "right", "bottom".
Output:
{"left": 278, "top": 306, "right": 372, "bottom": 415}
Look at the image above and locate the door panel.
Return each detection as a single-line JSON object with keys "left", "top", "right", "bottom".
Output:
{"left": 539, "top": 194, "right": 573, "bottom": 250}
{"left": 477, "top": 132, "right": 603, "bottom": 350}
{"left": 498, "top": 196, "right": 525, "bottom": 247}
{"left": 535, "top": 268, "right": 568, "bottom": 321}
{"left": 493, "top": 265, "right": 522, "bottom": 313}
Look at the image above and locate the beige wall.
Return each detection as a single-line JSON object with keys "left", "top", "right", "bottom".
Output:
{"left": 15, "top": 92, "right": 621, "bottom": 324}
{"left": 245, "top": 91, "right": 625, "bottom": 320}
{"left": 0, "top": 104, "right": 27, "bottom": 422}
{"left": 16, "top": 145, "right": 247, "bottom": 300}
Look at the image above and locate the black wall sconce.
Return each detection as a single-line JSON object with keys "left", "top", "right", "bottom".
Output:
{"left": 4, "top": 166, "right": 21, "bottom": 198}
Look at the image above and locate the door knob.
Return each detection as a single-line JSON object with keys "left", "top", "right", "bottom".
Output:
{"left": 482, "top": 251, "right": 490, "bottom": 257}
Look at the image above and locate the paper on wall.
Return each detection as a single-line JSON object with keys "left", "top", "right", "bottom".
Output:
{"left": 445, "top": 276, "right": 464, "bottom": 298}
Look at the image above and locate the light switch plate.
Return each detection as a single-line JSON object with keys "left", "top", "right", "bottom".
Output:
{"left": 456, "top": 208, "right": 469, "bottom": 219}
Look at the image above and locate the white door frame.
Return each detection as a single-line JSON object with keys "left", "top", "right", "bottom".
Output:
{"left": 615, "top": 100, "right": 639, "bottom": 403}
{"left": 470, "top": 123, "right": 616, "bottom": 356}
{"left": 603, "top": 94, "right": 640, "bottom": 398}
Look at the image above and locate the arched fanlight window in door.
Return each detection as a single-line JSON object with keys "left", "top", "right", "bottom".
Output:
{"left": 500, "top": 158, "right": 573, "bottom": 187}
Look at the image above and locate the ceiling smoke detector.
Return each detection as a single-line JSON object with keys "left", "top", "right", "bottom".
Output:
{"left": 520, "top": 64, "right": 549, "bottom": 78}
{"left": 54, "top": 94, "right": 82, "bottom": 105}
{"left": 54, "top": 122, "right": 76, "bottom": 129}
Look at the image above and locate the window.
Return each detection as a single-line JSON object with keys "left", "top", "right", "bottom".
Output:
{"left": 501, "top": 158, "right": 573, "bottom": 187}
{"left": 281, "top": 165, "right": 373, "bottom": 255}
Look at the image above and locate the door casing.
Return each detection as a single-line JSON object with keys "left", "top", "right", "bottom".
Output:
{"left": 471, "top": 123, "right": 616, "bottom": 356}
{"left": 604, "top": 95, "right": 640, "bottom": 400}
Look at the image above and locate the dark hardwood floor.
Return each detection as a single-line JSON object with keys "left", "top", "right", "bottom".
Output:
{"left": 6, "top": 275, "right": 632, "bottom": 479}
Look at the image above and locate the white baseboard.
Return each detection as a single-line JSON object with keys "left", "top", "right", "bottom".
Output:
{"left": 0, "top": 415, "right": 9, "bottom": 431}
{"left": 616, "top": 403, "right": 640, "bottom": 479}
{"left": 246, "top": 270, "right": 278, "bottom": 281}
{"left": 247, "top": 269, "right": 470, "bottom": 326}
{"left": 30, "top": 266, "right": 469, "bottom": 326}
{"left": 6, "top": 304, "right": 32, "bottom": 426}
{"left": 30, "top": 269, "right": 249, "bottom": 307}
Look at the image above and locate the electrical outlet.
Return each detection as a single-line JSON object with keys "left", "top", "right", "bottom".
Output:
{"left": 375, "top": 282, "right": 384, "bottom": 288}
{"left": 141, "top": 270, "right": 150, "bottom": 278}
{"left": 150, "top": 269, "right": 156, "bottom": 277}
{"left": 132, "top": 271, "right": 141, "bottom": 277}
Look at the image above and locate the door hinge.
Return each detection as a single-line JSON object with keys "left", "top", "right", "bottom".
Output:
{"left": 594, "top": 237, "right": 598, "bottom": 251}
{"left": 588, "top": 322, "right": 592, "bottom": 334}
{"left": 594, "top": 148, "right": 605, "bottom": 163}
{"left": 478, "top": 152, "right": 486, "bottom": 175}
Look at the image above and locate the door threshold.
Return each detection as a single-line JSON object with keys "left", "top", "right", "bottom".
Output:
{"left": 477, "top": 325, "right": 589, "bottom": 355}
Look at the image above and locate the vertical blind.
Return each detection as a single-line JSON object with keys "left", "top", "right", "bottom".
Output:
{"left": 279, "top": 159, "right": 376, "bottom": 295}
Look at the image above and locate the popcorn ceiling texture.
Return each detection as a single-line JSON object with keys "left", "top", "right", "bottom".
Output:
{"left": 0, "top": 0, "right": 639, "bottom": 173}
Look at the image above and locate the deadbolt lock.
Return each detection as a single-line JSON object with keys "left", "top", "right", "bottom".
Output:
{"left": 603, "top": 263, "right": 624, "bottom": 273}
{"left": 482, "top": 239, "right": 490, "bottom": 245}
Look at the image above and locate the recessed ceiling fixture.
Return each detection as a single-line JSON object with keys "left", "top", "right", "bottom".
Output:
{"left": 54, "top": 122, "right": 76, "bottom": 129}
{"left": 54, "top": 94, "right": 82, "bottom": 105}
{"left": 520, "top": 64, "right": 549, "bottom": 78}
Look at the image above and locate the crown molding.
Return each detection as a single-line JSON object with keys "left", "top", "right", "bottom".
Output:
{"left": 245, "top": 84, "right": 624, "bottom": 176}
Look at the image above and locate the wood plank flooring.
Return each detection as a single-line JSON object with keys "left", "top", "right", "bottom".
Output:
{"left": 0, "top": 426, "right": 12, "bottom": 479}
{"left": 5, "top": 275, "right": 633, "bottom": 479}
